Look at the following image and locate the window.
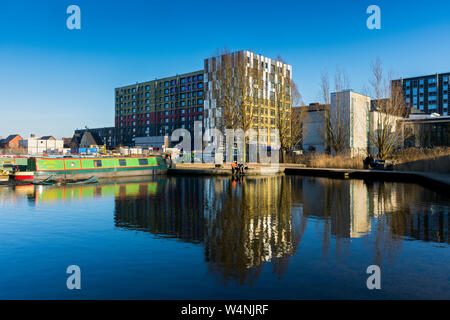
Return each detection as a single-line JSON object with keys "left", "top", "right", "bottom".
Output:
{"left": 138, "top": 158, "right": 148, "bottom": 166}
{"left": 198, "top": 75, "right": 203, "bottom": 81}
{"left": 119, "top": 159, "right": 127, "bottom": 166}
{"left": 164, "top": 81, "right": 169, "bottom": 87}
{"left": 94, "top": 160, "right": 102, "bottom": 168}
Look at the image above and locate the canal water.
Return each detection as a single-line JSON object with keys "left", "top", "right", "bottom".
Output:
{"left": 0, "top": 175, "right": 448, "bottom": 299}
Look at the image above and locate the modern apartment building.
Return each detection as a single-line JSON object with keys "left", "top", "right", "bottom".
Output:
{"left": 204, "top": 50, "right": 293, "bottom": 146}
{"left": 393, "top": 73, "right": 450, "bottom": 115}
{"left": 115, "top": 70, "right": 204, "bottom": 146}
{"left": 301, "top": 90, "right": 403, "bottom": 156}
{"left": 115, "top": 50, "right": 293, "bottom": 149}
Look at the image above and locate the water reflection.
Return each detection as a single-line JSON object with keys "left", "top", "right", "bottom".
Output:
{"left": 1, "top": 175, "right": 448, "bottom": 285}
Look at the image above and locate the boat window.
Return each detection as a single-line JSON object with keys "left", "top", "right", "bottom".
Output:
{"left": 94, "top": 160, "right": 102, "bottom": 168}
{"left": 138, "top": 158, "right": 148, "bottom": 166}
{"left": 119, "top": 159, "right": 127, "bottom": 166}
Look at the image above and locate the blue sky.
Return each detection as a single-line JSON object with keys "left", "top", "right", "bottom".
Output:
{"left": 1, "top": 0, "right": 450, "bottom": 138}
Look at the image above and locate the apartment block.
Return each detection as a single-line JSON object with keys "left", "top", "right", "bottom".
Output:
{"left": 115, "top": 71, "right": 204, "bottom": 146}
{"left": 393, "top": 73, "right": 450, "bottom": 115}
{"left": 204, "top": 50, "right": 293, "bottom": 146}
{"left": 115, "top": 50, "right": 293, "bottom": 149}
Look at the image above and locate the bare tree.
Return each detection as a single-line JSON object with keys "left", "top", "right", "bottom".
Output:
{"left": 290, "top": 81, "right": 306, "bottom": 150}
{"left": 272, "top": 56, "right": 303, "bottom": 162}
{"left": 369, "top": 58, "right": 409, "bottom": 159}
{"left": 321, "top": 68, "right": 350, "bottom": 155}
{"left": 212, "top": 49, "right": 261, "bottom": 161}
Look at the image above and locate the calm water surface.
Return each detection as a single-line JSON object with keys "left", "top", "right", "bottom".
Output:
{"left": 0, "top": 175, "right": 448, "bottom": 299}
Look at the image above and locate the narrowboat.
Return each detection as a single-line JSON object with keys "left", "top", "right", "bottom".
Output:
{"left": 0, "top": 170, "right": 9, "bottom": 183}
{"left": 13, "top": 155, "right": 168, "bottom": 184}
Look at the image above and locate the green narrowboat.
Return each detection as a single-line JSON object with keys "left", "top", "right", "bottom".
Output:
{"left": 14, "top": 155, "right": 168, "bottom": 184}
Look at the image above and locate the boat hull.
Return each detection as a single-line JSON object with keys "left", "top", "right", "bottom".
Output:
{"left": 13, "top": 156, "right": 168, "bottom": 184}
{"left": 33, "top": 168, "right": 167, "bottom": 182}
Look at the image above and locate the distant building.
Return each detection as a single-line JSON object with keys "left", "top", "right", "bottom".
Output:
{"left": 393, "top": 72, "right": 450, "bottom": 115}
{"left": 401, "top": 113, "right": 450, "bottom": 147}
{"left": 301, "top": 90, "right": 404, "bottom": 156}
{"left": 114, "top": 50, "right": 293, "bottom": 150}
{"left": 296, "top": 103, "right": 329, "bottom": 152}
{"left": 204, "top": 50, "right": 293, "bottom": 147}
{"left": 19, "top": 135, "right": 64, "bottom": 155}
{"left": 134, "top": 136, "right": 168, "bottom": 151}
{"left": 330, "top": 90, "right": 372, "bottom": 156}
{"left": 115, "top": 71, "right": 204, "bottom": 147}
{"left": 79, "top": 131, "right": 103, "bottom": 148}
{"left": 0, "top": 134, "right": 23, "bottom": 149}
{"left": 73, "top": 127, "right": 117, "bottom": 149}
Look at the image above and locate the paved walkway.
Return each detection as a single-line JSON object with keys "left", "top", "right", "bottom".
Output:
{"left": 283, "top": 167, "right": 450, "bottom": 191}
{"left": 169, "top": 163, "right": 450, "bottom": 190}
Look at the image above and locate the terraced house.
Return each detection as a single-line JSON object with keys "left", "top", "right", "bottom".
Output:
{"left": 115, "top": 50, "right": 292, "bottom": 148}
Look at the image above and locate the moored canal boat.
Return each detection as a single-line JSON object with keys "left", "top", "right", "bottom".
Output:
{"left": 12, "top": 155, "right": 168, "bottom": 184}
{"left": 0, "top": 170, "right": 10, "bottom": 184}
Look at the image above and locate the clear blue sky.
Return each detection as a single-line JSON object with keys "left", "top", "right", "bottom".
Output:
{"left": 1, "top": 0, "right": 450, "bottom": 138}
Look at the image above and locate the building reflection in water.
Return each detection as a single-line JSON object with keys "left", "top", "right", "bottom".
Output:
{"left": 5, "top": 175, "right": 448, "bottom": 284}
